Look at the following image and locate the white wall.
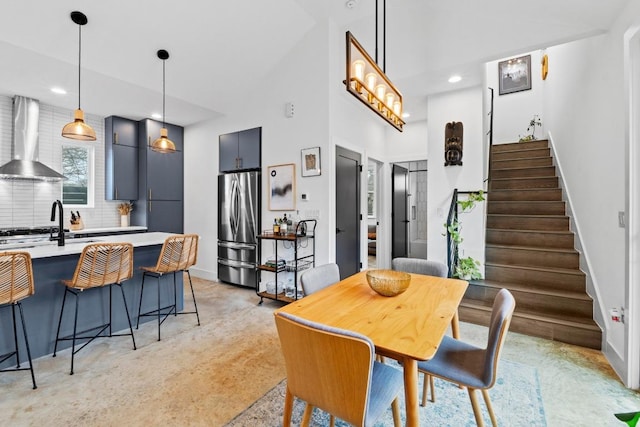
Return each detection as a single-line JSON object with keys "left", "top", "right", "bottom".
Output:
{"left": 0, "top": 95, "right": 121, "bottom": 229}
{"left": 185, "top": 22, "right": 332, "bottom": 280}
{"left": 540, "top": 6, "right": 640, "bottom": 380}
{"left": 486, "top": 50, "right": 545, "bottom": 144}
{"left": 185, "top": 18, "right": 431, "bottom": 278}
{"left": 426, "top": 87, "right": 486, "bottom": 268}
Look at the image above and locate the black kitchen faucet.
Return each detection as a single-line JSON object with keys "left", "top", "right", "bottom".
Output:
{"left": 50, "top": 200, "right": 65, "bottom": 246}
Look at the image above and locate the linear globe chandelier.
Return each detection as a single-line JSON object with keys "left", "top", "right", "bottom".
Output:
{"left": 345, "top": 0, "right": 404, "bottom": 132}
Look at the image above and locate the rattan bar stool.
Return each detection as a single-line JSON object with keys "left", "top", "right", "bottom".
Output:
{"left": 0, "top": 251, "right": 37, "bottom": 389}
{"left": 136, "top": 234, "right": 200, "bottom": 341}
{"left": 53, "top": 243, "right": 136, "bottom": 375}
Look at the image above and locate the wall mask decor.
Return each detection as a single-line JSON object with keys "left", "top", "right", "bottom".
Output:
{"left": 444, "top": 121, "right": 463, "bottom": 166}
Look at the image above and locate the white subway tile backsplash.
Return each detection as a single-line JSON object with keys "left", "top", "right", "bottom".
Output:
{"left": 0, "top": 95, "right": 121, "bottom": 229}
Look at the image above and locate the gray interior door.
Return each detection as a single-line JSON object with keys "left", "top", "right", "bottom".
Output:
{"left": 392, "top": 164, "right": 409, "bottom": 259}
{"left": 335, "top": 146, "right": 361, "bottom": 279}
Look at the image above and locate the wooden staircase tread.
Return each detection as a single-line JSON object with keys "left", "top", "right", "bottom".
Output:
{"left": 460, "top": 299, "right": 601, "bottom": 330}
{"left": 491, "top": 156, "right": 550, "bottom": 162}
{"left": 489, "top": 188, "right": 560, "bottom": 193}
{"left": 488, "top": 200, "right": 563, "bottom": 204}
{"left": 468, "top": 279, "right": 593, "bottom": 301}
{"left": 485, "top": 243, "right": 578, "bottom": 254}
{"left": 493, "top": 140, "right": 549, "bottom": 147}
{"left": 491, "top": 176, "right": 557, "bottom": 181}
{"left": 485, "top": 262, "right": 584, "bottom": 276}
{"left": 492, "top": 146, "right": 550, "bottom": 153}
{"left": 488, "top": 213, "right": 568, "bottom": 219}
{"left": 487, "top": 228, "right": 574, "bottom": 236}
{"left": 490, "top": 165, "right": 555, "bottom": 172}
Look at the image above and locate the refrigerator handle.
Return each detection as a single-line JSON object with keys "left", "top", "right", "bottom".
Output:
{"left": 229, "top": 177, "right": 239, "bottom": 237}
{"left": 218, "top": 259, "right": 255, "bottom": 269}
{"left": 218, "top": 241, "right": 256, "bottom": 250}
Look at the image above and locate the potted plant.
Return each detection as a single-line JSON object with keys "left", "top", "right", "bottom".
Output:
{"left": 519, "top": 114, "right": 542, "bottom": 142}
{"left": 455, "top": 256, "right": 482, "bottom": 280}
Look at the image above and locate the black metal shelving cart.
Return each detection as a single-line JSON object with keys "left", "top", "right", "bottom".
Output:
{"left": 255, "top": 219, "right": 316, "bottom": 304}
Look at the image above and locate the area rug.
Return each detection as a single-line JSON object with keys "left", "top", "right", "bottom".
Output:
{"left": 224, "top": 359, "right": 546, "bottom": 426}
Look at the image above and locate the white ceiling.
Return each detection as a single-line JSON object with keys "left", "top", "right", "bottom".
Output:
{"left": 0, "top": 0, "right": 630, "bottom": 126}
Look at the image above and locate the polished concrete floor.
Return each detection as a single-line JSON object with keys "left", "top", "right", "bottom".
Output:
{"left": 1, "top": 277, "right": 639, "bottom": 426}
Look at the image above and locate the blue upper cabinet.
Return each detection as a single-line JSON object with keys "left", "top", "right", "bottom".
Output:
{"left": 132, "top": 118, "right": 184, "bottom": 233}
{"left": 219, "top": 127, "right": 261, "bottom": 172}
{"left": 105, "top": 116, "right": 138, "bottom": 201}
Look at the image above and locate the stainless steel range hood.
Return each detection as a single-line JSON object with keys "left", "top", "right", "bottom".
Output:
{"left": 0, "top": 96, "right": 65, "bottom": 181}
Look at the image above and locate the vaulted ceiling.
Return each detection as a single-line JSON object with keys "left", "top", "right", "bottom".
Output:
{"left": 0, "top": 0, "right": 630, "bottom": 126}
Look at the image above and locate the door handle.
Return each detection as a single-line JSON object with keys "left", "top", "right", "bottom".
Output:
{"left": 402, "top": 220, "right": 410, "bottom": 223}
{"left": 336, "top": 228, "right": 344, "bottom": 234}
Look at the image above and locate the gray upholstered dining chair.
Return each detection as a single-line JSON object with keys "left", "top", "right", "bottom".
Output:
{"left": 391, "top": 257, "right": 454, "bottom": 405}
{"left": 391, "top": 257, "right": 448, "bottom": 277}
{"left": 300, "top": 263, "right": 340, "bottom": 296}
{"left": 274, "top": 311, "right": 403, "bottom": 427}
{"left": 416, "top": 289, "right": 516, "bottom": 427}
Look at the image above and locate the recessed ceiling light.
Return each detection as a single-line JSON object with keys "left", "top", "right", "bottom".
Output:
{"left": 51, "top": 87, "right": 67, "bottom": 95}
{"left": 151, "top": 113, "right": 162, "bottom": 120}
{"left": 402, "top": 112, "right": 411, "bottom": 119}
{"left": 448, "top": 75, "right": 462, "bottom": 83}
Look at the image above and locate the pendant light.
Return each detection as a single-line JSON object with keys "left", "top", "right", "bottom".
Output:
{"left": 344, "top": 0, "right": 404, "bottom": 131}
{"left": 151, "top": 49, "right": 176, "bottom": 154}
{"left": 62, "top": 11, "right": 96, "bottom": 141}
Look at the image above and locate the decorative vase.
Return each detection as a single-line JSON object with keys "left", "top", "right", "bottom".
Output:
{"left": 121, "top": 214, "right": 130, "bottom": 227}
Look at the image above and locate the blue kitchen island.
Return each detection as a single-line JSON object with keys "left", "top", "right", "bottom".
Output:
{"left": 0, "top": 232, "right": 183, "bottom": 362}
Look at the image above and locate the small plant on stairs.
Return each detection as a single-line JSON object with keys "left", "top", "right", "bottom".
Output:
{"left": 444, "top": 190, "right": 485, "bottom": 280}
{"left": 455, "top": 256, "right": 482, "bottom": 280}
{"left": 519, "top": 114, "right": 542, "bottom": 142}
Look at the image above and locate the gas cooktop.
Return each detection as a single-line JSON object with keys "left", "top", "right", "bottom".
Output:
{"left": 0, "top": 226, "right": 68, "bottom": 237}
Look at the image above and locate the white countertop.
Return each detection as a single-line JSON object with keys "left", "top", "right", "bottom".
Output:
{"left": 69, "top": 226, "right": 147, "bottom": 234}
{"left": 1, "top": 232, "right": 172, "bottom": 259}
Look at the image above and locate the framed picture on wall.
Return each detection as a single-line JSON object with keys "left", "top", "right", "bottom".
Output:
{"left": 301, "top": 147, "right": 321, "bottom": 177}
{"left": 498, "top": 55, "right": 532, "bottom": 95}
{"left": 268, "top": 163, "right": 296, "bottom": 211}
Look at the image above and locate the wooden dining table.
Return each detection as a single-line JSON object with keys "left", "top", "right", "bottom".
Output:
{"left": 276, "top": 270, "right": 468, "bottom": 427}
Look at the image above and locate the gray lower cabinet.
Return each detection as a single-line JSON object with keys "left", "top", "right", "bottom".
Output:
{"left": 147, "top": 200, "right": 184, "bottom": 234}
{"left": 131, "top": 118, "right": 184, "bottom": 233}
{"left": 105, "top": 116, "right": 138, "bottom": 200}
{"left": 219, "top": 127, "right": 261, "bottom": 172}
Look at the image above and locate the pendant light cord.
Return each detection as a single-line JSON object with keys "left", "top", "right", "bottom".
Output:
{"left": 162, "top": 59, "right": 166, "bottom": 128}
{"left": 383, "top": 0, "right": 386, "bottom": 73}
{"left": 375, "top": 0, "right": 378, "bottom": 65}
{"left": 374, "top": 0, "right": 386, "bottom": 72}
{"left": 77, "top": 24, "right": 82, "bottom": 109}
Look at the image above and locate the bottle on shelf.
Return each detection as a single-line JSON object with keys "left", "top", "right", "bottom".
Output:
{"left": 281, "top": 213, "right": 288, "bottom": 234}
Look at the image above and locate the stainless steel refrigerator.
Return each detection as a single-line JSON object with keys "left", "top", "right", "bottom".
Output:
{"left": 218, "top": 171, "right": 260, "bottom": 287}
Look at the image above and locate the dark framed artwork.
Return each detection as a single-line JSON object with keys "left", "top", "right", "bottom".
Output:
{"left": 498, "top": 55, "right": 532, "bottom": 95}
{"left": 268, "top": 163, "right": 296, "bottom": 211}
{"left": 301, "top": 147, "right": 321, "bottom": 177}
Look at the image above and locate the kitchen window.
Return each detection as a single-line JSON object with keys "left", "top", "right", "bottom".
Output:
{"left": 62, "top": 144, "right": 95, "bottom": 207}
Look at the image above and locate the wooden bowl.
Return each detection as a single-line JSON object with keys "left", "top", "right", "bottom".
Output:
{"left": 366, "top": 269, "right": 411, "bottom": 297}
